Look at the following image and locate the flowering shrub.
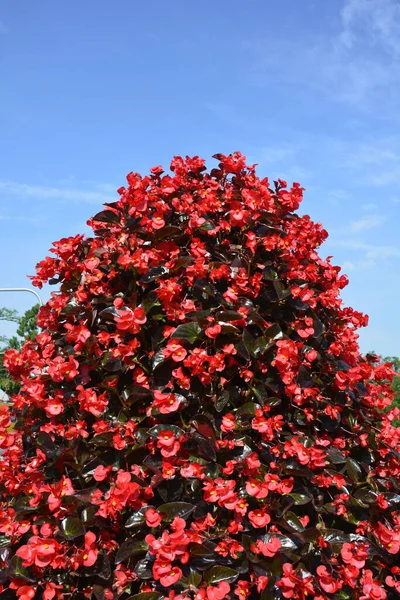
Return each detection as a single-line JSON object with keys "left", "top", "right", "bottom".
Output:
{"left": 1, "top": 152, "right": 400, "bottom": 599}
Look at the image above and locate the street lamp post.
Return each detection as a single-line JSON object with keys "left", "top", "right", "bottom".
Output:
{"left": 0, "top": 287, "right": 43, "bottom": 306}
{"left": 0, "top": 288, "right": 44, "bottom": 408}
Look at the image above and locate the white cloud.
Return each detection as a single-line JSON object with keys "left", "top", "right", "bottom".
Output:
{"left": 341, "top": 0, "right": 400, "bottom": 56}
{"left": 0, "top": 181, "right": 114, "bottom": 204}
{"left": 342, "top": 260, "right": 356, "bottom": 271}
{"left": 0, "top": 20, "right": 7, "bottom": 34}
{"left": 362, "top": 202, "right": 378, "bottom": 211}
{"left": 259, "top": 146, "right": 296, "bottom": 164}
{"left": 331, "top": 238, "right": 400, "bottom": 268}
{"left": 244, "top": 0, "right": 400, "bottom": 108}
{"left": 348, "top": 214, "right": 383, "bottom": 231}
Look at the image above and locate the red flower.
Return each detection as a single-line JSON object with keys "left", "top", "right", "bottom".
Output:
{"left": 317, "top": 565, "right": 341, "bottom": 594}
{"left": 248, "top": 508, "right": 271, "bottom": 528}
{"left": 16, "top": 536, "right": 61, "bottom": 568}
{"left": 115, "top": 306, "right": 147, "bottom": 332}
{"left": 163, "top": 339, "right": 187, "bottom": 362}
{"left": 341, "top": 542, "right": 368, "bottom": 569}
{"left": 206, "top": 582, "right": 230, "bottom": 600}
{"left": 245, "top": 478, "right": 269, "bottom": 498}
{"left": 157, "top": 431, "right": 181, "bottom": 458}
{"left": 234, "top": 580, "right": 250, "bottom": 598}
{"left": 221, "top": 413, "right": 236, "bottom": 432}
{"left": 82, "top": 531, "right": 98, "bottom": 567}
{"left": 152, "top": 390, "right": 181, "bottom": 414}
{"left": 252, "top": 537, "right": 281, "bottom": 557}
{"left": 93, "top": 465, "right": 112, "bottom": 481}
{"left": 145, "top": 508, "right": 162, "bottom": 527}
{"left": 205, "top": 323, "right": 222, "bottom": 339}
{"left": 159, "top": 566, "right": 182, "bottom": 587}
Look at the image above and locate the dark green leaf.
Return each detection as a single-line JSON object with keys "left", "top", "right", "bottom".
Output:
{"left": 133, "top": 557, "right": 154, "bottom": 580}
{"left": 7, "top": 555, "right": 33, "bottom": 581}
{"left": 237, "top": 402, "right": 259, "bottom": 416}
{"left": 158, "top": 502, "right": 196, "bottom": 521}
{"left": 203, "top": 566, "right": 239, "bottom": 585}
{"left": 384, "top": 493, "right": 400, "bottom": 506}
{"left": 215, "top": 391, "right": 230, "bottom": 412}
{"left": 121, "top": 385, "right": 153, "bottom": 406}
{"left": 264, "top": 323, "right": 283, "bottom": 340}
{"left": 289, "top": 492, "right": 312, "bottom": 506}
{"left": 93, "top": 210, "right": 120, "bottom": 224}
{"left": 152, "top": 348, "right": 166, "bottom": 369}
{"left": 189, "top": 542, "right": 214, "bottom": 557}
{"left": 273, "top": 280, "right": 291, "bottom": 300}
{"left": 125, "top": 506, "right": 153, "bottom": 529}
{"left": 189, "top": 568, "right": 202, "bottom": 588}
{"left": 346, "top": 458, "right": 363, "bottom": 482}
{"left": 327, "top": 447, "right": 347, "bottom": 464}
{"left": 185, "top": 433, "right": 216, "bottom": 461}
{"left": 148, "top": 424, "right": 185, "bottom": 438}
{"left": 37, "top": 432, "right": 56, "bottom": 457}
{"left": 98, "top": 306, "right": 120, "bottom": 322}
{"left": 185, "top": 310, "right": 211, "bottom": 320}
{"left": 104, "top": 357, "right": 122, "bottom": 372}
{"left": 81, "top": 506, "right": 98, "bottom": 523}
{"left": 283, "top": 512, "right": 305, "bottom": 532}
{"left": 140, "top": 266, "right": 169, "bottom": 283}
{"left": 262, "top": 267, "right": 278, "bottom": 280}
{"left": 126, "top": 594, "right": 164, "bottom": 600}
{"left": 0, "top": 536, "right": 11, "bottom": 548}
{"left": 140, "top": 292, "right": 159, "bottom": 314}
{"left": 243, "top": 329, "right": 269, "bottom": 357}
{"left": 115, "top": 540, "right": 149, "bottom": 564}
{"left": 172, "top": 322, "right": 201, "bottom": 343}
{"left": 262, "top": 534, "right": 298, "bottom": 551}
{"left": 262, "top": 396, "right": 282, "bottom": 408}
{"left": 353, "top": 488, "right": 377, "bottom": 504}
{"left": 60, "top": 517, "right": 85, "bottom": 540}
{"left": 154, "top": 226, "right": 183, "bottom": 240}
{"left": 216, "top": 310, "right": 243, "bottom": 322}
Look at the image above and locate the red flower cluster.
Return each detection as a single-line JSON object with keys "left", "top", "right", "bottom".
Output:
{"left": 0, "top": 152, "right": 399, "bottom": 598}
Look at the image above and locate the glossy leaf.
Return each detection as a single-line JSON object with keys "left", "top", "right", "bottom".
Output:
{"left": 203, "top": 566, "right": 239, "bottom": 584}
{"left": 60, "top": 517, "right": 85, "bottom": 540}
{"left": 171, "top": 322, "right": 201, "bottom": 343}
{"left": 115, "top": 540, "right": 149, "bottom": 564}
{"left": 158, "top": 502, "right": 196, "bottom": 521}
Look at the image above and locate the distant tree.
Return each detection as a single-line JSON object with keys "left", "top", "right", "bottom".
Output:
{"left": 382, "top": 356, "right": 400, "bottom": 425}
{"left": 367, "top": 353, "right": 400, "bottom": 425}
{"left": 0, "top": 307, "right": 19, "bottom": 347}
{"left": 0, "top": 304, "right": 39, "bottom": 396}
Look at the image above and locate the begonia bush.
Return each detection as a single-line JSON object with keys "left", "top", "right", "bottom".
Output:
{"left": 1, "top": 152, "right": 400, "bottom": 599}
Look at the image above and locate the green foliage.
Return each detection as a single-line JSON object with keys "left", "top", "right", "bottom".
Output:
{"left": 383, "top": 355, "right": 400, "bottom": 410}
{"left": 0, "top": 308, "right": 19, "bottom": 347}
{"left": 0, "top": 304, "right": 39, "bottom": 396}
{"left": 368, "top": 353, "right": 400, "bottom": 426}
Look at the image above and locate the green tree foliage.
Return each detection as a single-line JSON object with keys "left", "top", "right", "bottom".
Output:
{"left": 383, "top": 356, "right": 400, "bottom": 410}
{"left": 0, "top": 307, "right": 19, "bottom": 347}
{"left": 0, "top": 304, "right": 39, "bottom": 396}
{"left": 368, "top": 353, "right": 400, "bottom": 425}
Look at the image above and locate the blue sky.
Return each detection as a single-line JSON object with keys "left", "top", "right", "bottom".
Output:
{"left": 0, "top": 0, "right": 399, "bottom": 356}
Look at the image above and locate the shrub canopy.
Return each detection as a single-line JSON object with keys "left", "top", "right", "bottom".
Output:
{"left": 1, "top": 153, "right": 400, "bottom": 599}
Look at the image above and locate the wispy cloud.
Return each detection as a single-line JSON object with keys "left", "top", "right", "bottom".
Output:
{"left": 0, "top": 20, "right": 7, "bottom": 34}
{"left": 0, "top": 181, "right": 114, "bottom": 205}
{"left": 244, "top": 0, "right": 400, "bottom": 109}
{"left": 331, "top": 238, "right": 400, "bottom": 268}
{"left": 340, "top": 0, "right": 400, "bottom": 55}
{"left": 362, "top": 202, "right": 378, "bottom": 211}
{"left": 348, "top": 214, "right": 384, "bottom": 232}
